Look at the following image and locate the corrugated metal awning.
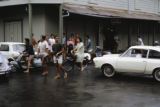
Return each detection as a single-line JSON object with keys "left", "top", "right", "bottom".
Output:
{"left": 63, "top": 4, "right": 160, "bottom": 21}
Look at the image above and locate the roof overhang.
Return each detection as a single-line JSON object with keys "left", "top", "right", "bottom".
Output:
{"left": 0, "top": 0, "right": 62, "bottom": 7}
{"left": 63, "top": 3, "right": 160, "bottom": 21}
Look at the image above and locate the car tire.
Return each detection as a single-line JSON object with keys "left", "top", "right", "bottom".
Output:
{"left": 102, "top": 65, "right": 115, "bottom": 77}
{"left": 153, "top": 69, "right": 160, "bottom": 82}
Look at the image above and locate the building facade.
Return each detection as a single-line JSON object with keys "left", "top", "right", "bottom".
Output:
{"left": 0, "top": 0, "right": 160, "bottom": 52}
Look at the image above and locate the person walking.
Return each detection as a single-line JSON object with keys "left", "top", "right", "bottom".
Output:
{"left": 48, "top": 34, "right": 55, "bottom": 51}
{"left": 73, "top": 37, "right": 85, "bottom": 72}
{"left": 86, "top": 35, "right": 92, "bottom": 52}
{"left": 67, "top": 37, "right": 75, "bottom": 56}
{"left": 37, "top": 35, "right": 49, "bottom": 76}
{"left": 24, "top": 38, "right": 34, "bottom": 73}
{"left": 52, "top": 36, "right": 67, "bottom": 79}
{"left": 31, "top": 33, "right": 37, "bottom": 49}
{"left": 48, "top": 34, "right": 55, "bottom": 62}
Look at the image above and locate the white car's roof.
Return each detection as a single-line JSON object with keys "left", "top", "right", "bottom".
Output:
{"left": 130, "top": 46, "right": 160, "bottom": 51}
{"left": 0, "top": 42, "right": 24, "bottom": 45}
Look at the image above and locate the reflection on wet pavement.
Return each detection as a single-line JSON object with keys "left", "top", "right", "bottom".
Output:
{"left": 0, "top": 65, "right": 160, "bottom": 107}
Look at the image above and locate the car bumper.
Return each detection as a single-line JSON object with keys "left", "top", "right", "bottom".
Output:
{"left": 0, "top": 70, "right": 10, "bottom": 75}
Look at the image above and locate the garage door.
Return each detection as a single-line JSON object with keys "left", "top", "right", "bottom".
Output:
{"left": 4, "top": 21, "right": 22, "bottom": 42}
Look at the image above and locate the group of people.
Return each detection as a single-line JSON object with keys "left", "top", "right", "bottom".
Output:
{"left": 24, "top": 33, "right": 91, "bottom": 79}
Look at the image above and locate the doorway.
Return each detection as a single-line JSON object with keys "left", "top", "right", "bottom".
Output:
{"left": 4, "top": 20, "right": 22, "bottom": 42}
{"left": 103, "top": 24, "right": 118, "bottom": 53}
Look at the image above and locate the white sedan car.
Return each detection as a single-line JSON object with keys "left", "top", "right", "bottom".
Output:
{"left": 0, "top": 53, "right": 11, "bottom": 75}
{"left": 93, "top": 46, "right": 160, "bottom": 81}
{"left": 0, "top": 42, "right": 25, "bottom": 60}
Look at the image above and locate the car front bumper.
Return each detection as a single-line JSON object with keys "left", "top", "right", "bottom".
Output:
{"left": 0, "top": 69, "right": 10, "bottom": 75}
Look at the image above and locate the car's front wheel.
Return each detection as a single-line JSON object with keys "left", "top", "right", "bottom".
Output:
{"left": 153, "top": 69, "right": 160, "bottom": 82}
{"left": 102, "top": 65, "right": 115, "bottom": 77}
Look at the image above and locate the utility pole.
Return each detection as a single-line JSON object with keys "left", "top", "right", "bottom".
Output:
{"left": 59, "top": 4, "right": 63, "bottom": 43}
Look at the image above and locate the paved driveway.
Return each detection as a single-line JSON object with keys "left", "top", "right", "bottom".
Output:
{"left": 0, "top": 65, "right": 160, "bottom": 107}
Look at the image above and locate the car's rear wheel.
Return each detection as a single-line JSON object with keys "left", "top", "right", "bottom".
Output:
{"left": 102, "top": 65, "right": 115, "bottom": 77}
{"left": 153, "top": 69, "right": 160, "bottom": 82}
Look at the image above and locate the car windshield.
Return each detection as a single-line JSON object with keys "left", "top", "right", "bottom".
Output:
{"left": 12, "top": 44, "right": 25, "bottom": 52}
{"left": 0, "top": 44, "right": 9, "bottom": 51}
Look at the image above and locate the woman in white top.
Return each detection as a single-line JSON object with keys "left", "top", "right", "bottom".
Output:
{"left": 73, "top": 37, "right": 84, "bottom": 71}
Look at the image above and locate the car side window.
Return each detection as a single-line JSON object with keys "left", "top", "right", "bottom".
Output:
{"left": 0, "top": 44, "right": 9, "bottom": 51}
{"left": 148, "top": 50, "right": 160, "bottom": 59}
{"left": 122, "top": 49, "right": 147, "bottom": 58}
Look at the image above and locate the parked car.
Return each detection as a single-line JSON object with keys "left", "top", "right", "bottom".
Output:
{"left": 0, "top": 53, "right": 11, "bottom": 76}
{"left": 0, "top": 42, "right": 25, "bottom": 72}
{"left": 93, "top": 46, "right": 160, "bottom": 82}
{"left": 0, "top": 42, "right": 25, "bottom": 60}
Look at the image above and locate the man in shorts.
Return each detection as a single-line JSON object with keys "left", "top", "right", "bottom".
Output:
{"left": 52, "top": 36, "right": 67, "bottom": 79}
{"left": 37, "top": 35, "right": 49, "bottom": 76}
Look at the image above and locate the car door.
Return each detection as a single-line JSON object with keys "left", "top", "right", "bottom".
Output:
{"left": 145, "top": 50, "right": 160, "bottom": 74}
{"left": 116, "top": 48, "right": 148, "bottom": 73}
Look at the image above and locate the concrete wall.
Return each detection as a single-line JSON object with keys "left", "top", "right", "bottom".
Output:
{"left": 32, "top": 5, "right": 46, "bottom": 41}
{"left": 19, "top": 5, "right": 46, "bottom": 41}
{"left": 0, "top": 5, "right": 47, "bottom": 42}
{"left": 45, "top": 5, "right": 59, "bottom": 36}
{"left": 0, "top": 20, "right": 4, "bottom": 42}
{"left": 0, "top": 5, "right": 27, "bottom": 42}
{"left": 0, "top": 4, "right": 60, "bottom": 42}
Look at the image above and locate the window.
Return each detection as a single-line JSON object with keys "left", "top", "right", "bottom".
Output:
{"left": 122, "top": 49, "right": 148, "bottom": 58}
{"left": 0, "top": 44, "right": 9, "bottom": 51}
{"left": 149, "top": 50, "right": 160, "bottom": 59}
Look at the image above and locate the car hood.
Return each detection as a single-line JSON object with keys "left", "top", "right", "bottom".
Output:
{"left": 93, "top": 54, "right": 120, "bottom": 62}
{"left": 103, "top": 54, "right": 120, "bottom": 58}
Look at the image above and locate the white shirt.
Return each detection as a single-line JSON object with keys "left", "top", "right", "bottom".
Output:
{"left": 48, "top": 38, "right": 55, "bottom": 52}
{"left": 138, "top": 38, "right": 144, "bottom": 46}
{"left": 38, "top": 40, "right": 49, "bottom": 54}
{"left": 75, "top": 42, "right": 84, "bottom": 55}
{"left": 75, "top": 42, "right": 85, "bottom": 62}
{"left": 49, "top": 38, "right": 55, "bottom": 46}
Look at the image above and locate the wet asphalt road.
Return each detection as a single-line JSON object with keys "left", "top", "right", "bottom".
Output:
{"left": 0, "top": 65, "right": 160, "bottom": 107}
